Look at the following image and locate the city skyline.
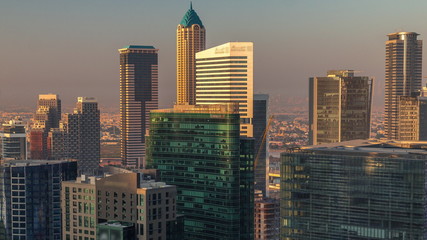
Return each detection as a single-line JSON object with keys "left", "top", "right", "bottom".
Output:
{"left": 2, "top": 0, "right": 427, "bottom": 110}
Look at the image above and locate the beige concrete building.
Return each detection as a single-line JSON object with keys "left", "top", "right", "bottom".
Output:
{"left": 309, "top": 70, "right": 373, "bottom": 145}
{"left": 62, "top": 172, "right": 178, "bottom": 240}
{"left": 195, "top": 42, "right": 254, "bottom": 137}
{"left": 62, "top": 175, "right": 97, "bottom": 240}
{"left": 385, "top": 32, "right": 422, "bottom": 140}
{"left": 176, "top": 3, "right": 206, "bottom": 105}
{"left": 398, "top": 89, "right": 427, "bottom": 141}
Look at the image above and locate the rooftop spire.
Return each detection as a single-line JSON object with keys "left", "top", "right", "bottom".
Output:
{"left": 179, "top": 2, "right": 204, "bottom": 28}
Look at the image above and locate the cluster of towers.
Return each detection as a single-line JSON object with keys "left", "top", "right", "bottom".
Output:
{"left": 26, "top": 94, "right": 100, "bottom": 175}
{"left": 117, "top": 4, "right": 270, "bottom": 239}
{"left": 309, "top": 32, "right": 424, "bottom": 145}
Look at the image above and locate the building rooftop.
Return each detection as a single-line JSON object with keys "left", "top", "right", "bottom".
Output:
{"left": 285, "top": 139, "right": 427, "bottom": 159}
{"left": 153, "top": 103, "right": 240, "bottom": 114}
{"left": 38, "top": 94, "right": 59, "bottom": 100}
{"left": 121, "top": 45, "right": 155, "bottom": 49}
{"left": 3, "top": 159, "right": 76, "bottom": 167}
{"left": 179, "top": 2, "right": 204, "bottom": 28}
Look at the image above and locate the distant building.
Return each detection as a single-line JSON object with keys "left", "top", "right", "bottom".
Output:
{"left": 66, "top": 97, "right": 100, "bottom": 174}
{"left": 177, "top": 3, "right": 206, "bottom": 105}
{"left": 253, "top": 94, "right": 269, "bottom": 196}
{"left": 62, "top": 172, "right": 179, "bottom": 240}
{"left": 397, "top": 89, "right": 427, "bottom": 141}
{"left": 0, "top": 160, "right": 77, "bottom": 240}
{"left": 196, "top": 42, "right": 254, "bottom": 137}
{"left": 281, "top": 140, "right": 427, "bottom": 239}
{"left": 119, "top": 45, "right": 159, "bottom": 168}
{"left": 0, "top": 119, "right": 27, "bottom": 160}
{"left": 30, "top": 94, "right": 61, "bottom": 159}
{"left": 309, "top": 70, "right": 373, "bottom": 145}
{"left": 146, "top": 104, "right": 254, "bottom": 240}
{"left": 47, "top": 124, "right": 67, "bottom": 160}
{"left": 385, "top": 32, "right": 422, "bottom": 140}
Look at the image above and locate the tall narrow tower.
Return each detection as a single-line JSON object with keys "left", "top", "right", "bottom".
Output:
{"left": 177, "top": 3, "right": 206, "bottom": 105}
{"left": 119, "top": 45, "right": 159, "bottom": 168}
{"left": 66, "top": 97, "right": 100, "bottom": 174}
{"left": 385, "top": 32, "right": 422, "bottom": 139}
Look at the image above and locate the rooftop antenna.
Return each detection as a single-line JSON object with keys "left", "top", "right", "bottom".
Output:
{"left": 190, "top": 1, "right": 193, "bottom": 10}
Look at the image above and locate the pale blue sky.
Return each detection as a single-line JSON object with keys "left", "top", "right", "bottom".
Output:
{"left": 1, "top": 0, "right": 427, "bottom": 110}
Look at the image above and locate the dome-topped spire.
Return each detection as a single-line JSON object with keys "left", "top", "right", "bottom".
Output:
{"left": 180, "top": 3, "right": 204, "bottom": 28}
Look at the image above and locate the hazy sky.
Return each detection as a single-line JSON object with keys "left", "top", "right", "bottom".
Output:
{"left": 2, "top": 0, "right": 427, "bottom": 111}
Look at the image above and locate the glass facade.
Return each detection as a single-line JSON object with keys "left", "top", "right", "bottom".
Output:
{"left": 280, "top": 146, "right": 426, "bottom": 239}
{"left": 0, "top": 160, "right": 77, "bottom": 240}
{"left": 146, "top": 105, "right": 254, "bottom": 240}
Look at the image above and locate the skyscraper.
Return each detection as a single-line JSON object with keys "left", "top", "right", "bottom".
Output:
{"left": 0, "top": 160, "right": 77, "bottom": 240}
{"left": 177, "top": 3, "right": 206, "bottom": 105}
{"left": 195, "top": 42, "right": 254, "bottom": 137}
{"left": 253, "top": 94, "right": 269, "bottom": 196}
{"left": 0, "top": 119, "right": 27, "bottom": 160}
{"left": 66, "top": 97, "right": 100, "bottom": 174}
{"left": 146, "top": 104, "right": 254, "bottom": 240}
{"left": 119, "top": 45, "right": 159, "bottom": 168}
{"left": 385, "top": 32, "right": 422, "bottom": 140}
{"left": 309, "top": 70, "right": 373, "bottom": 145}
{"left": 30, "top": 94, "right": 61, "bottom": 159}
{"left": 281, "top": 140, "right": 427, "bottom": 239}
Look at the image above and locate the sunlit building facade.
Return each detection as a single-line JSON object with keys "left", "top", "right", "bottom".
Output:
{"left": 177, "top": 3, "right": 206, "bottom": 105}
{"left": 146, "top": 104, "right": 254, "bottom": 240}
{"left": 119, "top": 45, "right": 159, "bottom": 168}
{"left": 281, "top": 140, "right": 427, "bottom": 239}
{"left": 30, "top": 94, "right": 61, "bottom": 159}
{"left": 0, "top": 119, "right": 27, "bottom": 160}
{"left": 309, "top": 70, "right": 373, "bottom": 145}
{"left": 398, "top": 91, "right": 427, "bottom": 141}
{"left": 385, "top": 32, "right": 422, "bottom": 140}
{"left": 195, "top": 42, "right": 254, "bottom": 137}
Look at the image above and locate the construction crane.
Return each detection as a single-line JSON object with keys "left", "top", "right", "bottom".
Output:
{"left": 254, "top": 114, "right": 274, "bottom": 169}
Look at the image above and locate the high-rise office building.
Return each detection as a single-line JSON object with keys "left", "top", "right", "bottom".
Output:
{"left": 309, "top": 70, "right": 373, "bottom": 145}
{"left": 281, "top": 140, "right": 427, "bottom": 239}
{"left": 253, "top": 94, "right": 269, "bottom": 196}
{"left": 62, "top": 172, "right": 179, "bottom": 240}
{"left": 66, "top": 97, "right": 100, "bottom": 174}
{"left": 146, "top": 104, "right": 254, "bottom": 240}
{"left": 195, "top": 42, "right": 254, "bottom": 137}
{"left": 30, "top": 94, "right": 61, "bottom": 159}
{"left": 0, "top": 119, "right": 27, "bottom": 160}
{"left": 385, "top": 32, "right": 422, "bottom": 140}
{"left": 397, "top": 89, "right": 427, "bottom": 140}
{"left": 119, "top": 45, "right": 159, "bottom": 168}
{"left": 0, "top": 160, "right": 77, "bottom": 240}
{"left": 177, "top": 3, "right": 206, "bottom": 105}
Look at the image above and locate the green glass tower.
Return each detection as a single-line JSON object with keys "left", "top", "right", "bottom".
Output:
{"left": 281, "top": 140, "right": 427, "bottom": 239}
{"left": 146, "top": 104, "right": 254, "bottom": 240}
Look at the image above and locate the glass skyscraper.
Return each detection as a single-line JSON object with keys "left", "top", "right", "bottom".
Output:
{"left": 0, "top": 160, "right": 77, "bottom": 240}
{"left": 281, "top": 140, "right": 427, "bottom": 239}
{"left": 309, "top": 70, "right": 373, "bottom": 145}
{"left": 146, "top": 104, "right": 254, "bottom": 240}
